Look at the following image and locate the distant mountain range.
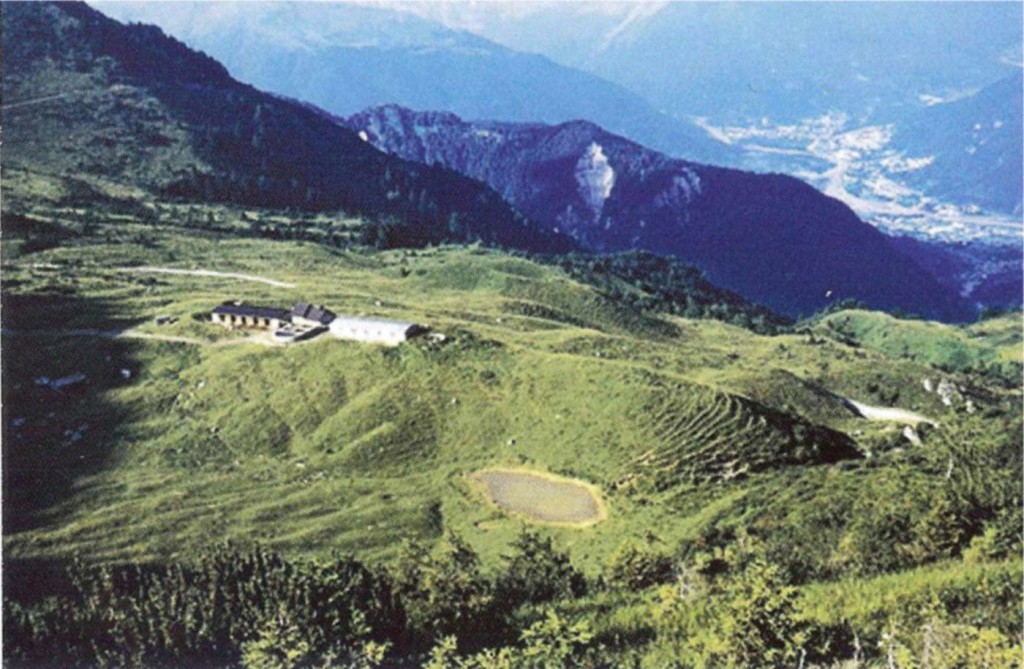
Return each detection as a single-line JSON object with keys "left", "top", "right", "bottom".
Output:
{"left": 1, "top": 1, "right": 574, "bottom": 254}
{"left": 389, "top": 1, "right": 1023, "bottom": 127}
{"left": 89, "top": 1, "right": 734, "bottom": 166}
{"left": 1, "top": 2, "right": 990, "bottom": 322}
{"left": 888, "top": 236, "right": 1023, "bottom": 312}
{"left": 345, "top": 105, "right": 974, "bottom": 321}
{"left": 92, "top": 0, "right": 1022, "bottom": 245}
{"left": 891, "top": 72, "right": 1023, "bottom": 217}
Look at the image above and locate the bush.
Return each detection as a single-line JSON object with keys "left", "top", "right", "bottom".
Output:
{"left": 392, "top": 533, "right": 500, "bottom": 649}
{"left": 688, "top": 559, "right": 807, "bottom": 669}
{"left": 425, "top": 611, "right": 593, "bottom": 669}
{"left": 3, "top": 546, "right": 401, "bottom": 669}
{"left": 497, "top": 530, "right": 587, "bottom": 610}
{"left": 241, "top": 607, "right": 313, "bottom": 669}
{"left": 605, "top": 541, "right": 675, "bottom": 591}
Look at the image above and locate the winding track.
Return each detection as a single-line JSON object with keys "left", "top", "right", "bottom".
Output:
{"left": 118, "top": 266, "right": 295, "bottom": 288}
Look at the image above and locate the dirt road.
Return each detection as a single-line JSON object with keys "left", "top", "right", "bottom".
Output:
{"left": 120, "top": 267, "right": 295, "bottom": 288}
{"left": 1, "top": 90, "right": 90, "bottom": 111}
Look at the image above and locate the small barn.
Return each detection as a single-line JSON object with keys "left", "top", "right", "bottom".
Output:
{"left": 328, "top": 316, "right": 426, "bottom": 346}
{"left": 212, "top": 301, "right": 290, "bottom": 330}
{"left": 291, "top": 302, "right": 336, "bottom": 328}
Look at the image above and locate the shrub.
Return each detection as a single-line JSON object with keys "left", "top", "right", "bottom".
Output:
{"left": 605, "top": 541, "right": 675, "bottom": 591}
{"left": 392, "top": 533, "right": 499, "bottom": 649}
{"left": 424, "top": 611, "right": 593, "bottom": 669}
{"left": 3, "top": 546, "right": 401, "bottom": 669}
{"left": 688, "top": 559, "right": 807, "bottom": 669}
{"left": 497, "top": 530, "right": 587, "bottom": 610}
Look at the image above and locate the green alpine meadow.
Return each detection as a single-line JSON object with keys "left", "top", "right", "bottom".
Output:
{"left": 2, "top": 2, "right": 1021, "bottom": 668}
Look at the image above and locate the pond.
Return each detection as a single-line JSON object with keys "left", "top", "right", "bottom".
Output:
{"left": 470, "top": 468, "right": 606, "bottom": 526}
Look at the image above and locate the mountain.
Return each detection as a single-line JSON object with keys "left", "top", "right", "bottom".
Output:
{"left": 889, "top": 72, "right": 1023, "bottom": 217}
{"left": 89, "top": 1, "right": 735, "bottom": 166}
{"left": 398, "top": 1, "right": 1022, "bottom": 127}
{"left": 344, "top": 105, "right": 975, "bottom": 321}
{"left": 379, "top": 2, "right": 1023, "bottom": 242}
{"left": 1, "top": 1, "right": 575, "bottom": 254}
{"left": 887, "top": 236, "right": 1024, "bottom": 312}
{"left": 88, "top": 2, "right": 1023, "bottom": 243}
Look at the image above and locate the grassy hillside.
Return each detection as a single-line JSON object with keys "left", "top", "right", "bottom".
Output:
{"left": 0, "top": 231, "right": 849, "bottom": 568}
{"left": 2, "top": 203, "right": 1016, "bottom": 553}
{"left": 3, "top": 198, "right": 1020, "bottom": 666}
{"left": 812, "top": 309, "right": 1022, "bottom": 384}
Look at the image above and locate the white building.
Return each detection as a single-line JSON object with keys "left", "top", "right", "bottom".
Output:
{"left": 328, "top": 316, "right": 425, "bottom": 345}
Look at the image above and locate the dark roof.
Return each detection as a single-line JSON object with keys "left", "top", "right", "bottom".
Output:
{"left": 213, "top": 301, "right": 290, "bottom": 320}
{"left": 291, "top": 302, "right": 336, "bottom": 325}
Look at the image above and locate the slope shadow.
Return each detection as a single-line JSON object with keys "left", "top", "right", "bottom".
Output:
{"left": 2, "top": 291, "right": 146, "bottom": 534}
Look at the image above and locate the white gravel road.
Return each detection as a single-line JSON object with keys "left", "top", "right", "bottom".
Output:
{"left": 120, "top": 266, "right": 295, "bottom": 288}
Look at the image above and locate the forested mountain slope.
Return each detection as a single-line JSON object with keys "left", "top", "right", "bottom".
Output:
{"left": 346, "top": 105, "right": 975, "bottom": 320}
{"left": 1, "top": 1, "right": 574, "bottom": 254}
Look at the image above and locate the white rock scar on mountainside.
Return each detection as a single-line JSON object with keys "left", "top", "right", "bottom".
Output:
{"left": 575, "top": 142, "right": 615, "bottom": 220}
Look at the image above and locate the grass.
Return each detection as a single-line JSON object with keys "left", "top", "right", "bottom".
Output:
{"left": 800, "top": 558, "right": 1022, "bottom": 633}
{"left": 1, "top": 205, "right": 1020, "bottom": 583}
{"left": 966, "top": 312, "right": 1024, "bottom": 363}
{"left": 813, "top": 309, "right": 1022, "bottom": 382}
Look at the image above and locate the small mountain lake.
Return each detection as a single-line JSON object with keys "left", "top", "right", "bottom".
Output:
{"left": 470, "top": 468, "right": 606, "bottom": 526}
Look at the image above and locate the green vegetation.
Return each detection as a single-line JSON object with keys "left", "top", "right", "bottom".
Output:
{"left": 3, "top": 6, "right": 1020, "bottom": 665}
{"left": 3, "top": 546, "right": 399, "bottom": 669}
{"left": 542, "top": 252, "right": 792, "bottom": 335}
{"left": 2, "top": 192, "right": 1021, "bottom": 666}
{"left": 812, "top": 308, "right": 1022, "bottom": 384}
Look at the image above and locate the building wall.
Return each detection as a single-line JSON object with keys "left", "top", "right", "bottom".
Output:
{"left": 329, "top": 323, "right": 413, "bottom": 345}
{"left": 212, "top": 313, "right": 285, "bottom": 330}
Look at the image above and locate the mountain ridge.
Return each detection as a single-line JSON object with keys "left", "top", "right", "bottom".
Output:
{"left": 88, "top": 0, "right": 736, "bottom": 166}
{"left": 1, "top": 1, "right": 576, "bottom": 255}
{"left": 890, "top": 71, "right": 1023, "bottom": 217}
{"left": 345, "top": 104, "right": 975, "bottom": 321}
